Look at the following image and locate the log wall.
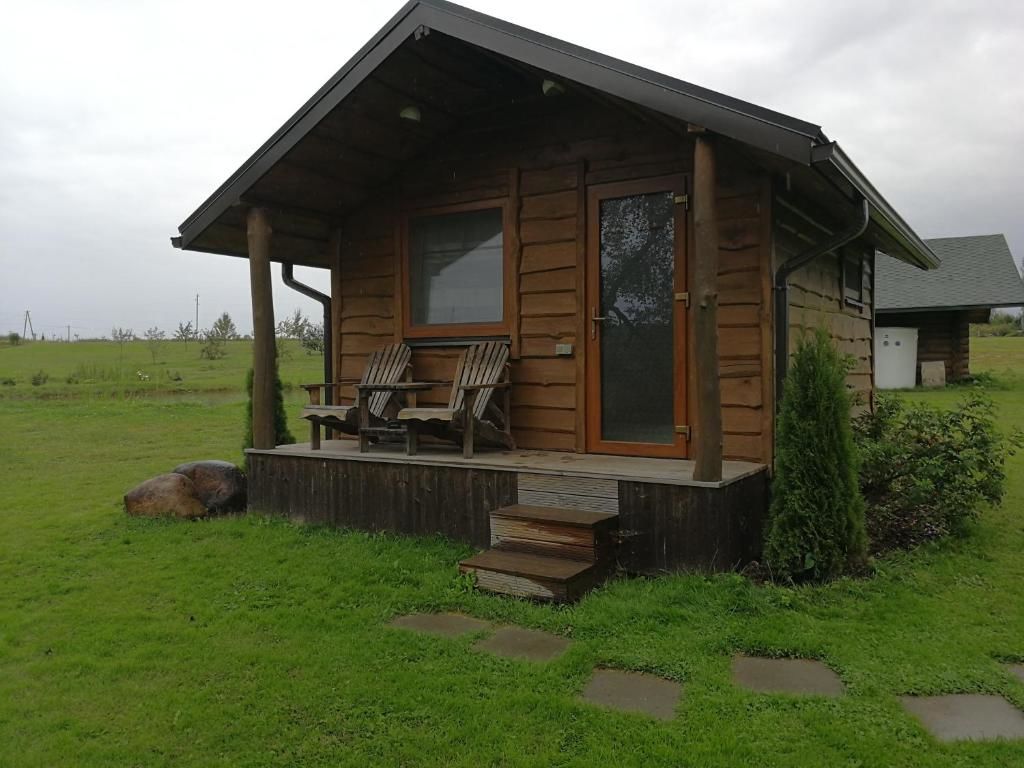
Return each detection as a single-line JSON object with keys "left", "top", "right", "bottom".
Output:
{"left": 774, "top": 196, "right": 875, "bottom": 406}
{"left": 331, "top": 94, "right": 774, "bottom": 463}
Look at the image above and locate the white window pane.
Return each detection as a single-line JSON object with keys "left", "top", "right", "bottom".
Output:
{"left": 409, "top": 208, "right": 503, "bottom": 326}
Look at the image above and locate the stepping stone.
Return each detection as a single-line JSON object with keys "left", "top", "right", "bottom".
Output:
{"left": 473, "top": 626, "right": 571, "bottom": 662}
{"left": 732, "top": 655, "right": 844, "bottom": 697}
{"left": 580, "top": 669, "right": 681, "bottom": 721}
{"left": 1010, "top": 664, "right": 1024, "bottom": 684}
{"left": 901, "top": 694, "right": 1024, "bottom": 742}
{"left": 389, "top": 612, "right": 490, "bottom": 638}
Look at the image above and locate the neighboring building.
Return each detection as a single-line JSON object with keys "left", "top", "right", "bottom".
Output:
{"left": 876, "top": 235, "right": 1024, "bottom": 382}
{"left": 171, "top": 0, "right": 937, "bottom": 586}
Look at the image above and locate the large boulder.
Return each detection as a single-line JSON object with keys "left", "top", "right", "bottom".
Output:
{"left": 124, "top": 473, "right": 207, "bottom": 519}
{"left": 171, "top": 460, "right": 247, "bottom": 514}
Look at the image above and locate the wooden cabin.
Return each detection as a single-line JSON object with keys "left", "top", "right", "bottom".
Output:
{"left": 877, "top": 235, "right": 1024, "bottom": 384}
{"left": 172, "top": 0, "right": 937, "bottom": 597}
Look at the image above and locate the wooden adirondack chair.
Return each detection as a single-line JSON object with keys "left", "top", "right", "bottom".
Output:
{"left": 301, "top": 343, "right": 412, "bottom": 450}
{"left": 391, "top": 341, "right": 514, "bottom": 459}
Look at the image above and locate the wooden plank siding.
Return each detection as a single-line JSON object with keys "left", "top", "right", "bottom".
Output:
{"left": 774, "top": 194, "right": 875, "bottom": 408}
{"left": 248, "top": 451, "right": 767, "bottom": 574}
{"left": 876, "top": 308, "right": 988, "bottom": 382}
{"left": 617, "top": 470, "right": 767, "bottom": 573}
{"left": 331, "top": 94, "right": 774, "bottom": 463}
{"left": 249, "top": 453, "right": 515, "bottom": 548}
{"left": 712, "top": 165, "right": 772, "bottom": 463}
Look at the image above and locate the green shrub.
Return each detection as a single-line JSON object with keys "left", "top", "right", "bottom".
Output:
{"left": 765, "top": 329, "right": 866, "bottom": 582}
{"left": 200, "top": 333, "right": 227, "bottom": 360}
{"left": 30, "top": 370, "right": 49, "bottom": 386}
{"left": 243, "top": 365, "right": 294, "bottom": 460}
{"left": 1, "top": 377, "right": 15, "bottom": 386}
{"left": 853, "top": 392, "right": 1023, "bottom": 554}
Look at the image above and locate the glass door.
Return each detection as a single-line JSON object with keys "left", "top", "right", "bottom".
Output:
{"left": 585, "top": 176, "right": 688, "bottom": 457}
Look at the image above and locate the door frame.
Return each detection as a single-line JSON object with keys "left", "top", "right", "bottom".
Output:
{"left": 584, "top": 174, "right": 690, "bottom": 458}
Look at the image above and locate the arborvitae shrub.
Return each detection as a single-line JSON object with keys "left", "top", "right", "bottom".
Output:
{"left": 765, "top": 328, "right": 866, "bottom": 582}
{"left": 243, "top": 364, "right": 294, "bottom": 463}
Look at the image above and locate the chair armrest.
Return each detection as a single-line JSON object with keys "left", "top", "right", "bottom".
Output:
{"left": 300, "top": 378, "right": 361, "bottom": 391}
{"left": 355, "top": 381, "right": 439, "bottom": 392}
{"left": 459, "top": 382, "right": 512, "bottom": 391}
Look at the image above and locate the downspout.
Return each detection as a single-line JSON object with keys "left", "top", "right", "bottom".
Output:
{"left": 281, "top": 263, "right": 333, "bottom": 406}
{"left": 773, "top": 195, "right": 869, "bottom": 409}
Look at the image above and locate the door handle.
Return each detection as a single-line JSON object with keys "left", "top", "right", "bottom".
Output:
{"left": 590, "top": 307, "right": 607, "bottom": 339}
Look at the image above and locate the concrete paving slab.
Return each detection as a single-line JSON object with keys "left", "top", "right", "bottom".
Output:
{"left": 901, "top": 694, "right": 1024, "bottom": 742}
{"left": 732, "top": 655, "right": 845, "bottom": 697}
{"left": 388, "top": 612, "right": 490, "bottom": 638}
{"left": 473, "top": 626, "right": 571, "bottom": 662}
{"left": 580, "top": 668, "right": 681, "bottom": 721}
{"left": 1010, "top": 664, "right": 1024, "bottom": 684}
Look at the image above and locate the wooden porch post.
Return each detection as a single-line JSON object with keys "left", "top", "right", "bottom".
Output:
{"left": 329, "top": 227, "right": 343, "bottom": 401}
{"left": 329, "top": 227, "right": 343, "bottom": 437}
{"left": 246, "top": 207, "right": 276, "bottom": 450}
{"left": 691, "top": 130, "right": 723, "bottom": 482}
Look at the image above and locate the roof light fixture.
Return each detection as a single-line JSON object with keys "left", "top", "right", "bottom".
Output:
{"left": 542, "top": 78, "right": 565, "bottom": 97}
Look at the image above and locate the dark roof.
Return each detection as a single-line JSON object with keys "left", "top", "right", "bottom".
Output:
{"left": 877, "top": 234, "right": 1024, "bottom": 312}
{"left": 173, "top": 0, "right": 937, "bottom": 269}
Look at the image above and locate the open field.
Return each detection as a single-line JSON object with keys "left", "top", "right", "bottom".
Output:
{"left": 1, "top": 338, "right": 1023, "bottom": 766}
{"left": 0, "top": 339, "right": 323, "bottom": 397}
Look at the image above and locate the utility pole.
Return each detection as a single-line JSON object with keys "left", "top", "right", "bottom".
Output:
{"left": 22, "top": 311, "right": 35, "bottom": 340}
{"left": 67, "top": 325, "right": 71, "bottom": 343}
{"left": 195, "top": 293, "right": 200, "bottom": 337}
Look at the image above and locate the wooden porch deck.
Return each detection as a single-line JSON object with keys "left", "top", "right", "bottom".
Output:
{"left": 251, "top": 440, "right": 765, "bottom": 490}
{"left": 247, "top": 441, "right": 769, "bottom": 576}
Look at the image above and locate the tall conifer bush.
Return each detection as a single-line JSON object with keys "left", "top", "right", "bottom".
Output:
{"left": 765, "top": 328, "right": 866, "bottom": 581}
{"left": 243, "top": 364, "right": 294, "bottom": 461}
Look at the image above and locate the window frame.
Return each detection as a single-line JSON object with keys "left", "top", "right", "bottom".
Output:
{"left": 842, "top": 249, "right": 866, "bottom": 309}
{"left": 399, "top": 197, "right": 514, "bottom": 340}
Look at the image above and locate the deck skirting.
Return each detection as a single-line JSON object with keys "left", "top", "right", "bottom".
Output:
{"left": 248, "top": 446, "right": 767, "bottom": 574}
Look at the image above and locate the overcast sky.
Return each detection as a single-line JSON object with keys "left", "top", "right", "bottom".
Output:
{"left": 1, "top": 0, "right": 1022, "bottom": 339}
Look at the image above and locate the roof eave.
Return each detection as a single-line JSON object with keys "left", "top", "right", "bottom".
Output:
{"left": 878, "top": 303, "right": 1021, "bottom": 314}
{"left": 176, "top": 0, "right": 425, "bottom": 250}
{"left": 811, "top": 142, "right": 939, "bottom": 270}
{"left": 175, "top": 0, "right": 823, "bottom": 252}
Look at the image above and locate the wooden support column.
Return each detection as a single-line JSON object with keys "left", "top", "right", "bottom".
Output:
{"left": 329, "top": 227, "right": 343, "bottom": 404}
{"left": 508, "top": 167, "right": 522, "bottom": 360}
{"left": 246, "top": 207, "right": 277, "bottom": 450}
{"left": 327, "top": 227, "right": 343, "bottom": 440}
{"left": 691, "top": 129, "right": 723, "bottom": 482}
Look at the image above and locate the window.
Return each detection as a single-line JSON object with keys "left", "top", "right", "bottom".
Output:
{"left": 842, "top": 251, "right": 865, "bottom": 306}
{"left": 403, "top": 202, "right": 509, "bottom": 338}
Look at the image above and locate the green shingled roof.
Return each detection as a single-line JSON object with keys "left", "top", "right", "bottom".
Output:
{"left": 876, "top": 234, "right": 1024, "bottom": 312}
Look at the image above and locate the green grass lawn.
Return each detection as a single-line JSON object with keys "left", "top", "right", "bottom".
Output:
{"left": 0, "top": 339, "right": 323, "bottom": 397}
{"left": 1, "top": 338, "right": 1023, "bottom": 766}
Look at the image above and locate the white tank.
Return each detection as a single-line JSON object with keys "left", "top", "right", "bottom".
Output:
{"left": 874, "top": 327, "right": 919, "bottom": 389}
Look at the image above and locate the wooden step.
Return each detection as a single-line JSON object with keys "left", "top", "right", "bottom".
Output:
{"left": 489, "top": 505, "right": 618, "bottom": 562}
{"left": 491, "top": 504, "right": 618, "bottom": 527}
{"left": 459, "top": 549, "right": 603, "bottom": 603}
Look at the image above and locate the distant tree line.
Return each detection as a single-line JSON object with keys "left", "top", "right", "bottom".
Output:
{"left": 60, "top": 308, "right": 326, "bottom": 363}
{"left": 276, "top": 308, "right": 324, "bottom": 355}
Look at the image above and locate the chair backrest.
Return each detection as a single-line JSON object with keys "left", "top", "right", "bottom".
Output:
{"left": 449, "top": 341, "right": 509, "bottom": 420}
{"left": 361, "top": 343, "right": 412, "bottom": 417}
